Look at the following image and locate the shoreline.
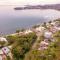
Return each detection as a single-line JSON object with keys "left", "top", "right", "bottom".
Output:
{"left": 4, "top": 18, "right": 60, "bottom": 37}
{"left": 0, "top": 18, "right": 60, "bottom": 37}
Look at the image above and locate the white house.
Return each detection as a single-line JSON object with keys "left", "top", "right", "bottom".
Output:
{"left": 40, "top": 41, "right": 49, "bottom": 46}
{"left": 24, "top": 29, "right": 33, "bottom": 34}
{"left": 38, "top": 41, "right": 49, "bottom": 50}
{"left": 2, "top": 47, "right": 10, "bottom": 55}
{"left": 50, "top": 26, "right": 57, "bottom": 33}
{"left": 0, "top": 37, "right": 8, "bottom": 47}
{"left": 0, "top": 49, "right": 6, "bottom": 60}
{"left": 0, "top": 47, "right": 11, "bottom": 60}
{"left": 54, "top": 26, "right": 60, "bottom": 31}
{"left": 36, "top": 26, "right": 45, "bottom": 32}
{"left": 46, "top": 23, "right": 51, "bottom": 28}
{"left": 0, "top": 50, "right": 3, "bottom": 60}
{"left": 44, "top": 31, "right": 52, "bottom": 39}
{"left": 2, "top": 47, "right": 12, "bottom": 60}
{"left": 0, "top": 37, "right": 8, "bottom": 42}
{"left": 50, "top": 22, "right": 56, "bottom": 26}
{"left": 44, "top": 39, "right": 49, "bottom": 43}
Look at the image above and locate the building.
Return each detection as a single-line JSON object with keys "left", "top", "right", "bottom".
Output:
{"left": 50, "top": 22, "right": 56, "bottom": 26}
{"left": 0, "top": 49, "right": 7, "bottom": 60}
{"left": 0, "top": 50, "right": 3, "bottom": 60}
{"left": 38, "top": 41, "right": 49, "bottom": 50}
{"left": 0, "top": 37, "right": 8, "bottom": 47}
{"left": 44, "top": 31, "right": 53, "bottom": 39}
{"left": 55, "top": 26, "right": 60, "bottom": 31}
{"left": 24, "top": 29, "right": 33, "bottom": 34}
{"left": 2, "top": 46, "right": 13, "bottom": 60}
{"left": 50, "top": 26, "right": 57, "bottom": 33}
{"left": 0, "top": 37, "right": 8, "bottom": 42}
{"left": 36, "top": 26, "right": 45, "bottom": 32}
{"left": 2, "top": 47, "right": 10, "bottom": 55}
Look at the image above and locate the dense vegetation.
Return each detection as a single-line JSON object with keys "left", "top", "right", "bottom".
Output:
{"left": 5, "top": 19, "right": 60, "bottom": 60}
{"left": 6, "top": 32, "right": 37, "bottom": 60}
{"left": 24, "top": 31, "right": 60, "bottom": 60}
{"left": 6, "top": 31, "right": 60, "bottom": 60}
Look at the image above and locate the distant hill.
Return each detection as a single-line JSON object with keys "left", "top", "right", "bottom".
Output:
{"left": 14, "top": 4, "right": 60, "bottom": 11}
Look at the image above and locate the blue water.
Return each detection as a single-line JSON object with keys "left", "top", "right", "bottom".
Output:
{"left": 0, "top": 6, "right": 60, "bottom": 34}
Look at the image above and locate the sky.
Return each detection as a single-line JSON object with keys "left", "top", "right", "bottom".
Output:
{"left": 0, "top": 0, "right": 60, "bottom": 5}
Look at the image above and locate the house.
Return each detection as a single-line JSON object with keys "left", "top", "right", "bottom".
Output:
{"left": 2, "top": 47, "right": 12, "bottom": 60}
{"left": 50, "top": 22, "right": 56, "bottom": 26}
{"left": 55, "top": 21, "right": 60, "bottom": 27}
{"left": 0, "top": 49, "right": 7, "bottom": 60}
{"left": 46, "top": 23, "right": 52, "bottom": 28}
{"left": 38, "top": 41, "right": 49, "bottom": 50}
{"left": 44, "top": 39, "right": 50, "bottom": 43}
{"left": 0, "top": 50, "right": 3, "bottom": 60}
{"left": 49, "top": 26, "right": 57, "bottom": 33}
{"left": 44, "top": 38, "right": 55, "bottom": 43}
{"left": 0, "top": 37, "right": 8, "bottom": 42}
{"left": 36, "top": 26, "right": 45, "bottom": 32}
{"left": 19, "top": 32, "right": 24, "bottom": 36}
{"left": 0, "top": 46, "right": 12, "bottom": 60}
{"left": 35, "top": 26, "right": 46, "bottom": 36}
{"left": 11, "top": 33, "right": 18, "bottom": 36}
{"left": 0, "top": 37, "right": 8, "bottom": 47}
{"left": 44, "top": 31, "right": 53, "bottom": 39}
{"left": 2, "top": 47, "right": 10, "bottom": 55}
{"left": 55, "top": 26, "right": 60, "bottom": 31}
{"left": 24, "top": 29, "right": 33, "bottom": 34}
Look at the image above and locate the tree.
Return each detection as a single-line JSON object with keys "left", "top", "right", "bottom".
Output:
{"left": 32, "top": 25, "right": 40, "bottom": 28}
{"left": 0, "top": 41, "right": 6, "bottom": 47}
{"left": 6, "top": 35, "right": 18, "bottom": 45}
{"left": 16, "top": 29, "right": 20, "bottom": 33}
{"left": 11, "top": 32, "right": 37, "bottom": 60}
{"left": 24, "top": 49, "right": 56, "bottom": 60}
{"left": 12, "top": 46, "right": 25, "bottom": 60}
{"left": 24, "top": 50, "right": 42, "bottom": 60}
{"left": 48, "top": 21, "right": 52, "bottom": 24}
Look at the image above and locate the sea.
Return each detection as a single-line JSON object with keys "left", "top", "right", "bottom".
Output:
{"left": 0, "top": 5, "right": 60, "bottom": 35}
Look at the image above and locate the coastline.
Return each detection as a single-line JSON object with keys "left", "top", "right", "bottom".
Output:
{"left": 4, "top": 18, "right": 60, "bottom": 37}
